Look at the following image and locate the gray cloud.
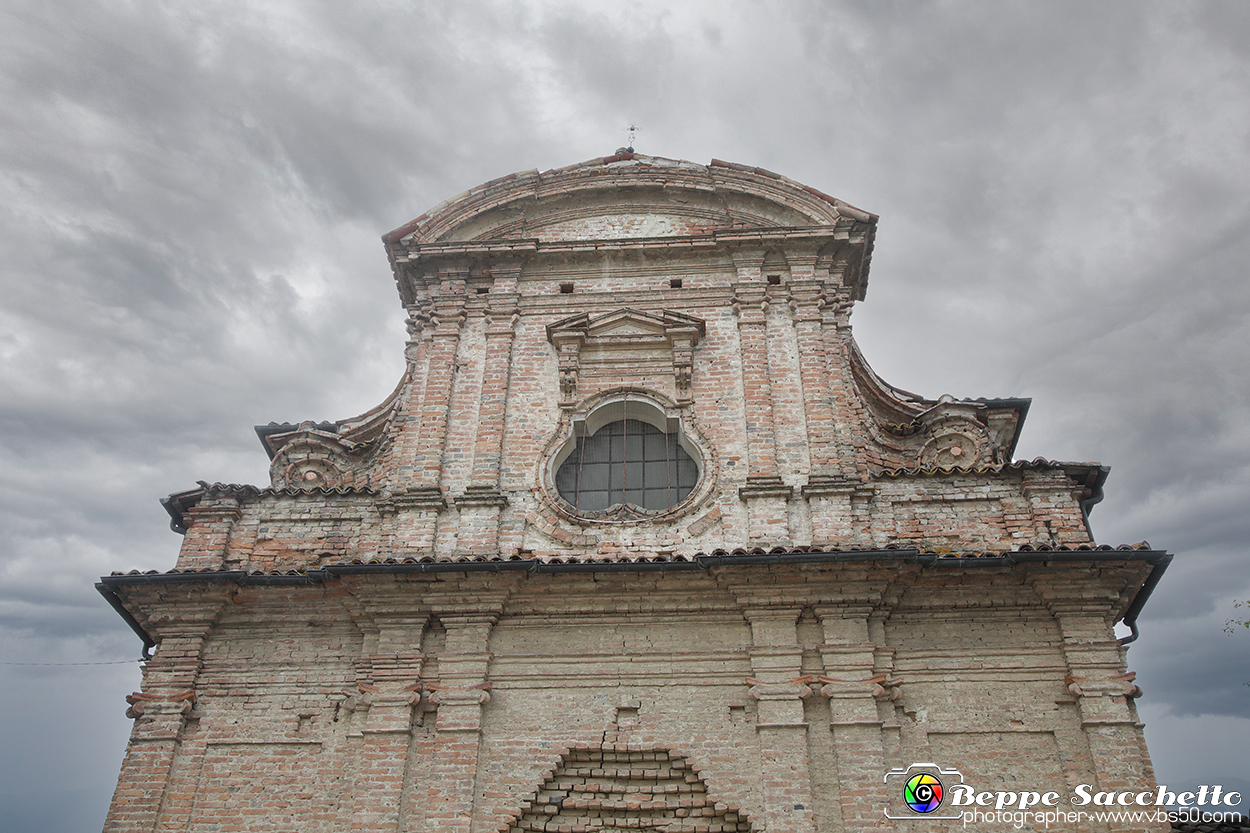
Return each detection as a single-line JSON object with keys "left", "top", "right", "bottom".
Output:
{"left": 2, "top": 1, "right": 1247, "bottom": 828}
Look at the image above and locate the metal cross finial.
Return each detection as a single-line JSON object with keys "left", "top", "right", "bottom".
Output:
{"left": 623, "top": 123, "right": 639, "bottom": 152}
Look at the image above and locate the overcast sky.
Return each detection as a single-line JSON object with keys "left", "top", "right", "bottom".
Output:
{"left": 2, "top": 1, "right": 1248, "bottom": 829}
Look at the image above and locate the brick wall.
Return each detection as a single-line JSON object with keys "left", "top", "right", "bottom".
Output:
{"left": 106, "top": 156, "right": 1164, "bottom": 832}
{"left": 106, "top": 561, "right": 1163, "bottom": 832}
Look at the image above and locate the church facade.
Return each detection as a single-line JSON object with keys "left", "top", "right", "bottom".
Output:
{"left": 100, "top": 154, "right": 1168, "bottom": 832}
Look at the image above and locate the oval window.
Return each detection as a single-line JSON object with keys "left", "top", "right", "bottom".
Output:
{"left": 555, "top": 418, "right": 698, "bottom": 512}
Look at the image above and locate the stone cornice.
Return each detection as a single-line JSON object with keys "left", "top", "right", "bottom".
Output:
{"left": 390, "top": 225, "right": 864, "bottom": 271}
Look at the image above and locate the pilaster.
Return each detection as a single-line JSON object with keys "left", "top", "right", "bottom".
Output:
{"left": 1021, "top": 469, "right": 1093, "bottom": 545}
{"left": 174, "top": 497, "right": 241, "bottom": 571}
{"left": 1028, "top": 567, "right": 1164, "bottom": 833}
{"left": 104, "top": 587, "right": 232, "bottom": 833}
{"left": 815, "top": 591, "right": 894, "bottom": 833}
{"left": 731, "top": 249, "right": 778, "bottom": 480}
{"left": 733, "top": 248, "right": 794, "bottom": 543}
{"left": 824, "top": 258, "right": 870, "bottom": 484}
{"left": 791, "top": 272, "right": 834, "bottom": 472}
{"left": 457, "top": 261, "right": 520, "bottom": 553}
{"left": 419, "top": 578, "right": 517, "bottom": 833}
{"left": 802, "top": 477, "right": 869, "bottom": 548}
{"left": 741, "top": 607, "right": 818, "bottom": 833}
{"left": 424, "top": 614, "right": 496, "bottom": 833}
{"left": 411, "top": 266, "right": 469, "bottom": 493}
{"left": 377, "top": 489, "right": 447, "bottom": 555}
{"left": 344, "top": 599, "right": 429, "bottom": 833}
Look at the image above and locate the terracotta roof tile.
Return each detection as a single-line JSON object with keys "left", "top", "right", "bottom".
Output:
{"left": 108, "top": 543, "right": 1161, "bottom": 579}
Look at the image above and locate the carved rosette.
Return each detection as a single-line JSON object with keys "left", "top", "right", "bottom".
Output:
{"left": 918, "top": 430, "right": 984, "bottom": 469}
{"left": 266, "top": 424, "right": 358, "bottom": 490}
{"left": 915, "top": 409, "right": 991, "bottom": 469}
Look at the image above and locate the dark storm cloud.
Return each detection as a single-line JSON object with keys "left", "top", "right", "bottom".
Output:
{"left": 1129, "top": 550, "right": 1250, "bottom": 717}
{"left": 2, "top": 1, "right": 1248, "bottom": 829}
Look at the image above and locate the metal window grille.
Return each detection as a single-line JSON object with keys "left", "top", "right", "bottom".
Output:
{"left": 555, "top": 419, "right": 698, "bottom": 512}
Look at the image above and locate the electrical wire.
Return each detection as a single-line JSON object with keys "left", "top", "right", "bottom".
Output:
{"left": 0, "top": 658, "right": 145, "bottom": 666}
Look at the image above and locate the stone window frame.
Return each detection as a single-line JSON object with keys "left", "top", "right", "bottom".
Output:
{"left": 555, "top": 416, "right": 699, "bottom": 513}
{"left": 538, "top": 389, "right": 717, "bottom": 525}
{"left": 546, "top": 308, "right": 705, "bottom": 409}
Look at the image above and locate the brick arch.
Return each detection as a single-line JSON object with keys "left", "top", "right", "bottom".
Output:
{"left": 502, "top": 744, "right": 754, "bottom": 833}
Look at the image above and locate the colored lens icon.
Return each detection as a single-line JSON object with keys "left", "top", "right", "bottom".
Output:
{"left": 904, "top": 773, "right": 944, "bottom": 813}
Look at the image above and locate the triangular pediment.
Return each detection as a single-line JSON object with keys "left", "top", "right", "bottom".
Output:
{"left": 593, "top": 319, "right": 659, "bottom": 336}
{"left": 547, "top": 308, "right": 705, "bottom": 344}
{"left": 587, "top": 308, "right": 669, "bottom": 338}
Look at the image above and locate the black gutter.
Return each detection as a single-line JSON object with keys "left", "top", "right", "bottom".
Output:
{"left": 1114, "top": 551, "right": 1171, "bottom": 647}
{"left": 159, "top": 496, "right": 189, "bottom": 535}
{"left": 98, "top": 549, "right": 1173, "bottom": 584}
{"left": 1077, "top": 465, "right": 1111, "bottom": 540}
{"left": 100, "top": 547, "right": 1170, "bottom": 651}
{"left": 1006, "top": 549, "right": 1172, "bottom": 646}
{"left": 322, "top": 561, "right": 535, "bottom": 577}
{"left": 96, "top": 582, "right": 157, "bottom": 660}
{"left": 159, "top": 487, "right": 206, "bottom": 535}
{"left": 698, "top": 548, "right": 922, "bottom": 567}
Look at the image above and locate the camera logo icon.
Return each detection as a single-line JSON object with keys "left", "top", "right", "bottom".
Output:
{"left": 904, "top": 772, "right": 943, "bottom": 813}
{"left": 884, "top": 763, "right": 964, "bottom": 820}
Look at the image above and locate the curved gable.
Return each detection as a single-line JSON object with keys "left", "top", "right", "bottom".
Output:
{"left": 383, "top": 153, "right": 874, "bottom": 246}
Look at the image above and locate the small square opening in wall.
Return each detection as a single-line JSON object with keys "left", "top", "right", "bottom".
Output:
{"left": 476, "top": 286, "right": 489, "bottom": 294}
{"left": 669, "top": 278, "right": 683, "bottom": 289}
{"left": 767, "top": 274, "right": 781, "bottom": 285}
{"left": 559, "top": 282, "right": 574, "bottom": 294}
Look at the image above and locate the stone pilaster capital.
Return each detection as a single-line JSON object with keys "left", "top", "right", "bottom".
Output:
{"left": 486, "top": 258, "right": 524, "bottom": 284}
{"left": 183, "top": 498, "right": 241, "bottom": 523}
{"left": 738, "top": 475, "right": 793, "bottom": 501}
{"left": 117, "top": 583, "right": 235, "bottom": 645}
{"left": 440, "top": 611, "right": 504, "bottom": 628}
{"left": 801, "top": 474, "right": 861, "bottom": 498}
{"left": 340, "top": 680, "right": 424, "bottom": 714}
{"left": 788, "top": 280, "right": 826, "bottom": 315}
{"left": 435, "top": 264, "right": 471, "bottom": 283}
{"left": 428, "top": 682, "right": 492, "bottom": 708}
{"left": 484, "top": 293, "right": 520, "bottom": 328}
{"left": 429, "top": 304, "right": 467, "bottom": 333}
{"left": 812, "top": 601, "right": 878, "bottom": 619}
{"left": 740, "top": 606, "right": 803, "bottom": 624}
{"left": 729, "top": 247, "right": 766, "bottom": 275}
{"left": 730, "top": 283, "right": 769, "bottom": 319}
{"left": 124, "top": 688, "right": 196, "bottom": 719}
{"left": 375, "top": 487, "right": 447, "bottom": 514}
{"left": 781, "top": 242, "right": 821, "bottom": 268}
{"left": 745, "top": 676, "right": 813, "bottom": 702}
{"left": 359, "top": 650, "right": 427, "bottom": 682}
{"left": 1026, "top": 573, "right": 1124, "bottom": 624}
{"left": 1064, "top": 672, "right": 1142, "bottom": 701}
{"left": 454, "top": 486, "right": 508, "bottom": 508}
{"left": 818, "top": 673, "right": 901, "bottom": 702}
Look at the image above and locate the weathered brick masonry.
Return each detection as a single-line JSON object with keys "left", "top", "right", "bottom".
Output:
{"left": 101, "top": 154, "right": 1170, "bottom": 832}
